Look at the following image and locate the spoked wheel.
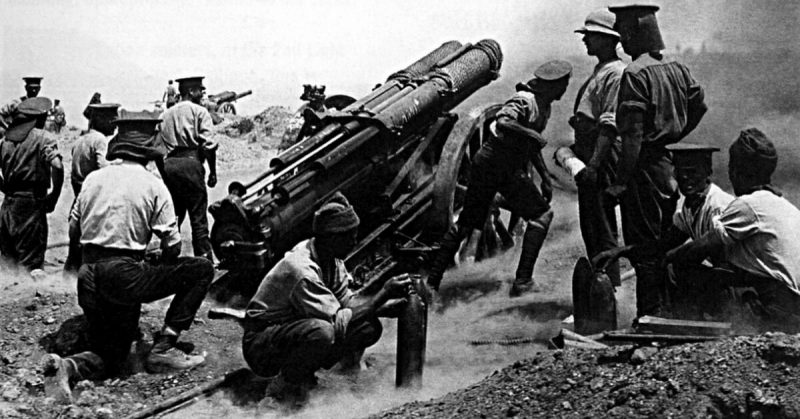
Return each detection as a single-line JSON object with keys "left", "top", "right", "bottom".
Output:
{"left": 430, "top": 104, "right": 501, "bottom": 236}
{"left": 219, "top": 102, "right": 236, "bottom": 114}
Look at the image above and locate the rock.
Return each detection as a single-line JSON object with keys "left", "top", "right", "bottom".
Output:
{"left": 95, "top": 407, "right": 113, "bottom": 419}
{"left": 1, "top": 382, "right": 22, "bottom": 401}
{"left": 758, "top": 336, "right": 800, "bottom": 366}
{"left": 562, "top": 401, "right": 572, "bottom": 410}
{"left": 630, "top": 347, "right": 658, "bottom": 365}
{"left": 44, "top": 317, "right": 56, "bottom": 325}
{"left": 505, "top": 405, "right": 520, "bottom": 417}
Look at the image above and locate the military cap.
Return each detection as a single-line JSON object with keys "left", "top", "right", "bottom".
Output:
{"left": 108, "top": 109, "right": 163, "bottom": 161}
{"left": 608, "top": 3, "right": 660, "bottom": 14}
{"left": 175, "top": 76, "right": 205, "bottom": 91}
{"left": 88, "top": 103, "right": 121, "bottom": 114}
{"left": 22, "top": 77, "right": 43, "bottom": 86}
{"left": 575, "top": 9, "right": 620, "bottom": 38}
{"left": 667, "top": 143, "right": 719, "bottom": 170}
{"left": 17, "top": 97, "right": 52, "bottom": 117}
{"left": 533, "top": 60, "right": 573, "bottom": 81}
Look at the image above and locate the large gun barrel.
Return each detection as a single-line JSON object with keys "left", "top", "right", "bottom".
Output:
{"left": 210, "top": 40, "right": 502, "bottom": 293}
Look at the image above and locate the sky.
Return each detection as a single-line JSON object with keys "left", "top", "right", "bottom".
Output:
{"left": 1, "top": 0, "right": 795, "bottom": 123}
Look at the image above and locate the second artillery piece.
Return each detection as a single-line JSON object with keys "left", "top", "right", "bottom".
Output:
{"left": 204, "top": 89, "right": 253, "bottom": 115}
{"left": 209, "top": 39, "right": 504, "bottom": 387}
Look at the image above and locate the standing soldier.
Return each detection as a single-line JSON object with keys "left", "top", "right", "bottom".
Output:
{"left": 40, "top": 111, "right": 213, "bottom": 404}
{"left": 605, "top": 4, "right": 708, "bottom": 317}
{"left": 570, "top": 9, "right": 626, "bottom": 286}
{"left": 52, "top": 99, "right": 66, "bottom": 134}
{"left": 162, "top": 80, "right": 179, "bottom": 109}
{"left": 427, "top": 60, "right": 572, "bottom": 297}
{"left": 64, "top": 103, "right": 120, "bottom": 274}
{"left": 1, "top": 77, "right": 43, "bottom": 136}
{"left": 157, "top": 76, "right": 218, "bottom": 260}
{"left": 0, "top": 97, "right": 64, "bottom": 274}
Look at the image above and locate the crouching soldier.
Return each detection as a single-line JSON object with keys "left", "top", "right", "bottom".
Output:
{"left": 242, "top": 192, "right": 411, "bottom": 405}
{"left": 40, "top": 111, "right": 214, "bottom": 403}
{"left": 594, "top": 143, "right": 734, "bottom": 317}
{"left": 665, "top": 129, "right": 800, "bottom": 331}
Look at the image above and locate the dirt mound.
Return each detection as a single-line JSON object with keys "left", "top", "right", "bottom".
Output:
{"left": 373, "top": 333, "right": 800, "bottom": 418}
{"left": 210, "top": 106, "right": 294, "bottom": 170}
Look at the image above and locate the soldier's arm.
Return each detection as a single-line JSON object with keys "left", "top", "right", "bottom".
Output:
{"left": 680, "top": 81, "right": 708, "bottom": 140}
{"left": 607, "top": 110, "right": 643, "bottom": 197}
{"left": 496, "top": 116, "right": 548, "bottom": 149}
{"left": 197, "top": 109, "right": 217, "bottom": 186}
{"left": 45, "top": 139, "right": 64, "bottom": 213}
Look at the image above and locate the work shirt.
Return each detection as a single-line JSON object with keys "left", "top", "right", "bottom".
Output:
{"left": 673, "top": 183, "right": 734, "bottom": 240}
{"left": 617, "top": 54, "right": 705, "bottom": 147}
{"left": 710, "top": 190, "right": 800, "bottom": 296}
{"left": 71, "top": 129, "right": 111, "bottom": 190}
{"left": 156, "top": 101, "right": 213, "bottom": 154}
{"left": 0, "top": 127, "right": 60, "bottom": 195}
{"left": 245, "top": 239, "right": 355, "bottom": 341}
{"left": 488, "top": 91, "right": 549, "bottom": 158}
{"left": 71, "top": 161, "right": 181, "bottom": 251}
{"left": 164, "top": 86, "right": 178, "bottom": 104}
{"left": 572, "top": 58, "right": 625, "bottom": 179}
{"left": 574, "top": 59, "right": 626, "bottom": 131}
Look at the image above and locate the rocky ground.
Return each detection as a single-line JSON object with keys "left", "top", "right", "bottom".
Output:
{"left": 1, "top": 107, "right": 799, "bottom": 419}
{"left": 373, "top": 334, "right": 800, "bottom": 418}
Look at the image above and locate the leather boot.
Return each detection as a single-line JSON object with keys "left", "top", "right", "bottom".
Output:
{"left": 510, "top": 211, "right": 553, "bottom": 297}
{"left": 427, "top": 225, "right": 467, "bottom": 291}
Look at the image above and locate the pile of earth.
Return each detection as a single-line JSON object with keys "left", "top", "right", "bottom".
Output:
{"left": 373, "top": 333, "right": 800, "bottom": 418}
{"left": 54, "top": 105, "right": 295, "bottom": 173}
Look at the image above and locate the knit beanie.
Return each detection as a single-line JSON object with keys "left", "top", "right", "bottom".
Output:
{"left": 313, "top": 192, "right": 360, "bottom": 235}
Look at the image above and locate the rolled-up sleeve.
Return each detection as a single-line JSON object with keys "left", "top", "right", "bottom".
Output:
{"left": 197, "top": 108, "right": 214, "bottom": 146}
{"left": 597, "top": 70, "right": 622, "bottom": 130}
{"left": 711, "top": 199, "right": 760, "bottom": 246}
{"left": 149, "top": 186, "right": 181, "bottom": 247}
{"left": 616, "top": 71, "right": 648, "bottom": 136}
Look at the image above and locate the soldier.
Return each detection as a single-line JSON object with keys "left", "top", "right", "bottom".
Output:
{"left": 427, "top": 60, "right": 572, "bottom": 297}
{"left": 0, "top": 97, "right": 64, "bottom": 273}
{"left": 665, "top": 129, "right": 800, "bottom": 330}
{"left": 604, "top": 4, "right": 707, "bottom": 317}
{"left": 594, "top": 143, "right": 734, "bottom": 316}
{"left": 41, "top": 111, "right": 213, "bottom": 404}
{"left": 156, "top": 76, "right": 218, "bottom": 260}
{"left": 1, "top": 77, "right": 43, "bottom": 136}
{"left": 162, "top": 80, "right": 178, "bottom": 109}
{"left": 64, "top": 103, "right": 120, "bottom": 274}
{"left": 52, "top": 99, "right": 66, "bottom": 133}
{"left": 243, "top": 192, "right": 411, "bottom": 405}
{"left": 570, "top": 9, "right": 626, "bottom": 286}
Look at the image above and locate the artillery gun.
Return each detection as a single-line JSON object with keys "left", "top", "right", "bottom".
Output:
{"left": 204, "top": 89, "right": 253, "bottom": 115}
{"left": 208, "top": 40, "right": 503, "bottom": 386}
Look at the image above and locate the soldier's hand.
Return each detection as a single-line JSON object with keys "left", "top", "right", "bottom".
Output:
{"left": 207, "top": 174, "right": 217, "bottom": 188}
{"left": 575, "top": 166, "right": 598, "bottom": 187}
{"left": 605, "top": 184, "right": 627, "bottom": 199}
{"left": 540, "top": 180, "right": 553, "bottom": 204}
{"left": 375, "top": 298, "right": 407, "bottom": 318}
{"left": 383, "top": 273, "right": 412, "bottom": 298}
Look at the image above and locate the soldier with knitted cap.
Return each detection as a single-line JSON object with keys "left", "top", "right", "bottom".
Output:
{"left": 0, "top": 96, "right": 64, "bottom": 274}
{"left": 428, "top": 60, "right": 572, "bottom": 297}
{"left": 40, "top": 110, "right": 215, "bottom": 404}
{"left": 243, "top": 192, "right": 412, "bottom": 405}
{"left": 604, "top": 3, "right": 708, "bottom": 317}
{"left": 665, "top": 129, "right": 800, "bottom": 330}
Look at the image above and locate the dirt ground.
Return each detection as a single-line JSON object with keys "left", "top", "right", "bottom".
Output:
{"left": 1, "top": 105, "right": 798, "bottom": 419}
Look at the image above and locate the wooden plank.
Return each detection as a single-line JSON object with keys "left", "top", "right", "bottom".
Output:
{"left": 635, "top": 316, "right": 731, "bottom": 336}
{"left": 603, "top": 331, "right": 721, "bottom": 343}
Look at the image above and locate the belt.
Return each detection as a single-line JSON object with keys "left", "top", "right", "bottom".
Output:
{"left": 82, "top": 244, "right": 145, "bottom": 264}
{"left": 4, "top": 181, "right": 47, "bottom": 198}
{"left": 167, "top": 148, "right": 202, "bottom": 160}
